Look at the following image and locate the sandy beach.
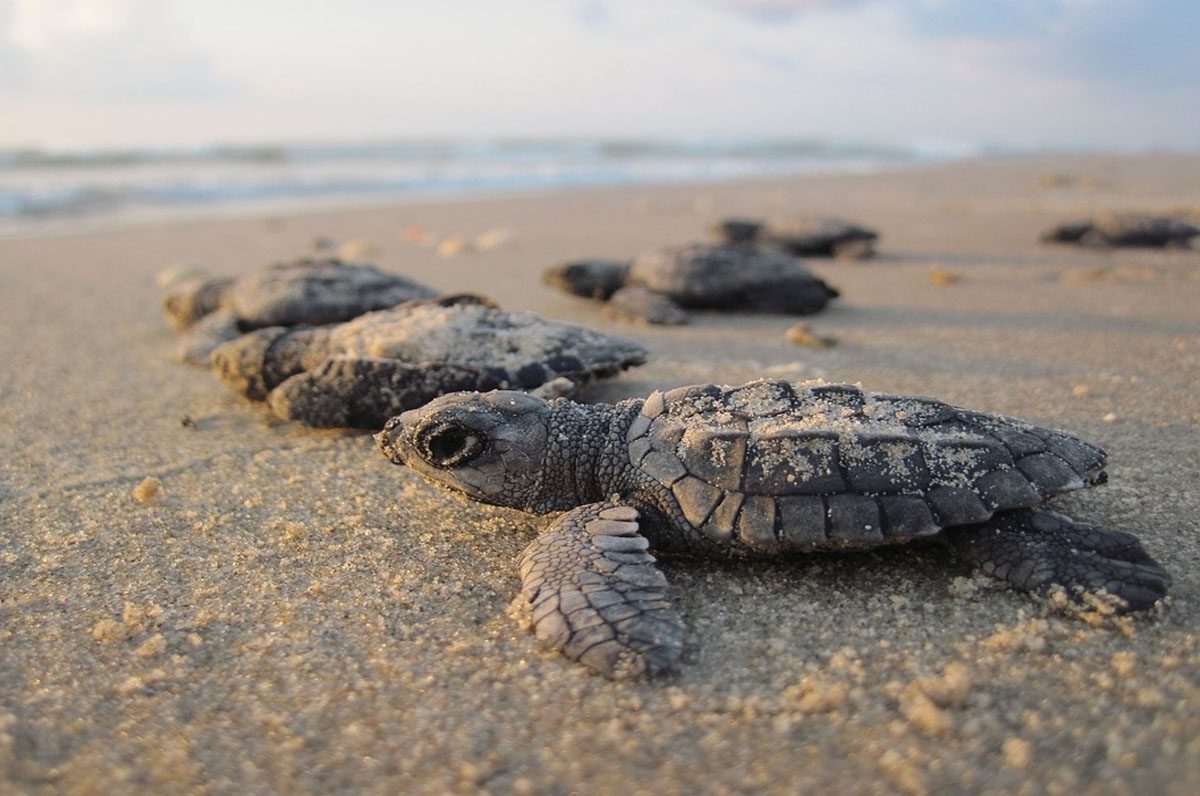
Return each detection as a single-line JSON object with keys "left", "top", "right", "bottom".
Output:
{"left": 2, "top": 153, "right": 1199, "bottom": 794}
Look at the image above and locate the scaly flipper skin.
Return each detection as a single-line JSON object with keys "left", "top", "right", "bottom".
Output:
{"left": 268, "top": 357, "right": 499, "bottom": 429}
{"left": 944, "top": 509, "right": 1170, "bottom": 612}
{"left": 518, "top": 502, "right": 684, "bottom": 678}
{"left": 211, "top": 325, "right": 329, "bottom": 400}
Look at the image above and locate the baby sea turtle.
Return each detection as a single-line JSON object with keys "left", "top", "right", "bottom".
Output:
{"left": 211, "top": 295, "right": 647, "bottom": 429}
{"left": 163, "top": 257, "right": 437, "bottom": 365}
{"left": 543, "top": 243, "right": 838, "bottom": 325}
{"left": 378, "top": 379, "right": 1169, "bottom": 678}
{"left": 713, "top": 216, "right": 879, "bottom": 259}
{"left": 1041, "top": 214, "right": 1199, "bottom": 249}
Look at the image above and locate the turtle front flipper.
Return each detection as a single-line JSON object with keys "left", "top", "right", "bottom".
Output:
{"left": 212, "top": 325, "right": 330, "bottom": 400}
{"left": 174, "top": 309, "right": 243, "bottom": 366}
{"left": 518, "top": 503, "right": 684, "bottom": 679}
{"left": 944, "top": 509, "right": 1169, "bottom": 613}
{"left": 267, "top": 357, "right": 500, "bottom": 429}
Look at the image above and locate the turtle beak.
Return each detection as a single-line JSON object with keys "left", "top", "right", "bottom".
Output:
{"left": 375, "top": 415, "right": 412, "bottom": 465}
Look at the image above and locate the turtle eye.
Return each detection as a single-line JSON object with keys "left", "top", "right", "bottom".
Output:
{"left": 418, "top": 422, "right": 486, "bottom": 468}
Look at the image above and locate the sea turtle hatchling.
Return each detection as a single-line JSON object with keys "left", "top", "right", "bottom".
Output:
{"left": 163, "top": 257, "right": 438, "bottom": 365}
{"left": 713, "top": 216, "right": 879, "bottom": 260}
{"left": 211, "top": 295, "right": 647, "bottom": 429}
{"left": 1040, "top": 213, "right": 1199, "bottom": 249}
{"left": 378, "top": 379, "right": 1170, "bottom": 678}
{"left": 543, "top": 242, "right": 838, "bottom": 325}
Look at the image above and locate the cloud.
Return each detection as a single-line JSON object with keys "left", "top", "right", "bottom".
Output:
{"left": 710, "top": 1, "right": 1199, "bottom": 104}
{"left": 905, "top": 0, "right": 1063, "bottom": 40}
{"left": 0, "top": 1, "right": 30, "bottom": 88}
{"left": 892, "top": 1, "right": 1200, "bottom": 96}
{"left": 1, "top": 0, "right": 238, "bottom": 100}
{"left": 0, "top": 0, "right": 1194, "bottom": 149}
{"left": 710, "top": 0, "right": 870, "bottom": 21}
{"left": 573, "top": 0, "right": 614, "bottom": 30}
{"left": 9, "top": 0, "right": 132, "bottom": 53}
{"left": 677, "top": 0, "right": 1198, "bottom": 148}
{"left": 1039, "top": 0, "right": 1200, "bottom": 90}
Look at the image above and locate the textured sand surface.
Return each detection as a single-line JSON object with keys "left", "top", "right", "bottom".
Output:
{"left": 1, "top": 154, "right": 1199, "bottom": 794}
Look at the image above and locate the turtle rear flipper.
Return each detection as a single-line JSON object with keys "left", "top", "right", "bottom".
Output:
{"left": 268, "top": 357, "right": 499, "bottom": 429}
{"left": 944, "top": 509, "right": 1169, "bottom": 612}
{"left": 518, "top": 502, "right": 684, "bottom": 679}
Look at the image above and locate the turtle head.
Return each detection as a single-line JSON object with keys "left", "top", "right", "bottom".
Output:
{"left": 377, "top": 391, "right": 555, "bottom": 511}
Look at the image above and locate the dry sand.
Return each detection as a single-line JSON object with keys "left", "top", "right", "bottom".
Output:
{"left": 2, "top": 154, "right": 1199, "bottom": 794}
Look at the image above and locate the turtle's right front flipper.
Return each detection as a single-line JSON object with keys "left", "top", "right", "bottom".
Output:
{"left": 518, "top": 503, "right": 684, "bottom": 679}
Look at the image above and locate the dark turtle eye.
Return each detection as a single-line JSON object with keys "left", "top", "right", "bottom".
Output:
{"left": 417, "top": 422, "right": 486, "bottom": 468}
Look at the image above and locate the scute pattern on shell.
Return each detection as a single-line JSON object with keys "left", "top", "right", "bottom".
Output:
{"left": 228, "top": 257, "right": 438, "bottom": 327}
{"left": 626, "top": 380, "right": 1106, "bottom": 552}
{"left": 324, "top": 301, "right": 647, "bottom": 389}
{"left": 627, "top": 243, "right": 836, "bottom": 311}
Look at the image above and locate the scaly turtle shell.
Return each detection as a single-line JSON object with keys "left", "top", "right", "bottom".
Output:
{"left": 228, "top": 257, "right": 437, "bottom": 326}
{"left": 322, "top": 301, "right": 647, "bottom": 388}
{"left": 627, "top": 243, "right": 835, "bottom": 308}
{"left": 626, "top": 380, "right": 1105, "bottom": 552}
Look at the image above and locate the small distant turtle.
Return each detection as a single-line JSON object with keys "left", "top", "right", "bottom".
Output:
{"left": 379, "top": 379, "right": 1169, "bottom": 678}
{"left": 543, "top": 243, "right": 838, "bottom": 325}
{"left": 713, "top": 216, "right": 879, "bottom": 259}
{"left": 1041, "top": 214, "right": 1199, "bottom": 249}
{"left": 163, "top": 257, "right": 438, "bottom": 365}
{"left": 211, "top": 295, "right": 647, "bottom": 429}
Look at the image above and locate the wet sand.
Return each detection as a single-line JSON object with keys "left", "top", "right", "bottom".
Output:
{"left": 1, "top": 153, "right": 1199, "bottom": 794}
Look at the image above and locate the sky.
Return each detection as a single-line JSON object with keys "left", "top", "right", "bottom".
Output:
{"left": 0, "top": 0, "right": 1196, "bottom": 151}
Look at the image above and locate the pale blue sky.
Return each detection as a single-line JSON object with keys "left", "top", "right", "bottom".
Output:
{"left": 1, "top": 0, "right": 1196, "bottom": 149}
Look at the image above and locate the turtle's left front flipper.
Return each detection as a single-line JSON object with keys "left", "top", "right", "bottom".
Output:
{"left": 518, "top": 503, "right": 684, "bottom": 679}
{"left": 945, "top": 509, "right": 1170, "bottom": 612}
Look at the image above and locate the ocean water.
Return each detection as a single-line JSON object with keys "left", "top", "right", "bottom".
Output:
{"left": 0, "top": 138, "right": 963, "bottom": 235}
